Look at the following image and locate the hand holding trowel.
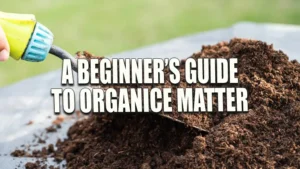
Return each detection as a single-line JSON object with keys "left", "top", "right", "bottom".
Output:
{"left": 0, "top": 11, "right": 77, "bottom": 71}
{"left": 0, "top": 11, "right": 208, "bottom": 133}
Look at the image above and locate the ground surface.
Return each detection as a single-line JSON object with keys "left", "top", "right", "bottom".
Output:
{"left": 12, "top": 39, "right": 300, "bottom": 169}
{"left": 1, "top": 0, "right": 300, "bottom": 86}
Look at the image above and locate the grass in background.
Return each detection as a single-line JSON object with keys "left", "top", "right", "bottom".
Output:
{"left": 1, "top": 0, "right": 300, "bottom": 87}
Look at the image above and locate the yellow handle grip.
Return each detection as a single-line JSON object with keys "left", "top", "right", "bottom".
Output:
{"left": 0, "top": 11, "right": 36, "bottom": 60}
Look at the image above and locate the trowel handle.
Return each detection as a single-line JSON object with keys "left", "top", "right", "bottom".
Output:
{"left": 0, "top": 11, "right": 36, "bottom": 60}
{"left": 0, "top": 11, "right": 54, "bottom": 62}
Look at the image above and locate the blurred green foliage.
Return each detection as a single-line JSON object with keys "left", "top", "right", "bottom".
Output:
{"left": 0, "top": 0, "right": 300, "bottom": 87}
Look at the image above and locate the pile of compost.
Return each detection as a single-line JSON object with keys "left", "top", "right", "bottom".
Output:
{"left": 14, "top": 38, "right": 300, "bottom": 168}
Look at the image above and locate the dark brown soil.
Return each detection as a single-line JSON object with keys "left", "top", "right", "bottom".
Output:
{"left": 25, "top": 162, "right": 39, "bottom": 169}
{"left": 13, "top": 38, "right": 300, "bottom": 168}
{"left": 25, "top": 162, "right": 58, "bottom": 169}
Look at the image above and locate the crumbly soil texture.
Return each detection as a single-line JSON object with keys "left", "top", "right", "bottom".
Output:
{"left": 13, "top": 39, "right": 300, "bottom": 169}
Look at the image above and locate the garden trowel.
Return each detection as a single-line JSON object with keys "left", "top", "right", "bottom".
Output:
{"left": 0, "top": 11, "right": 208, "bottom": 133}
